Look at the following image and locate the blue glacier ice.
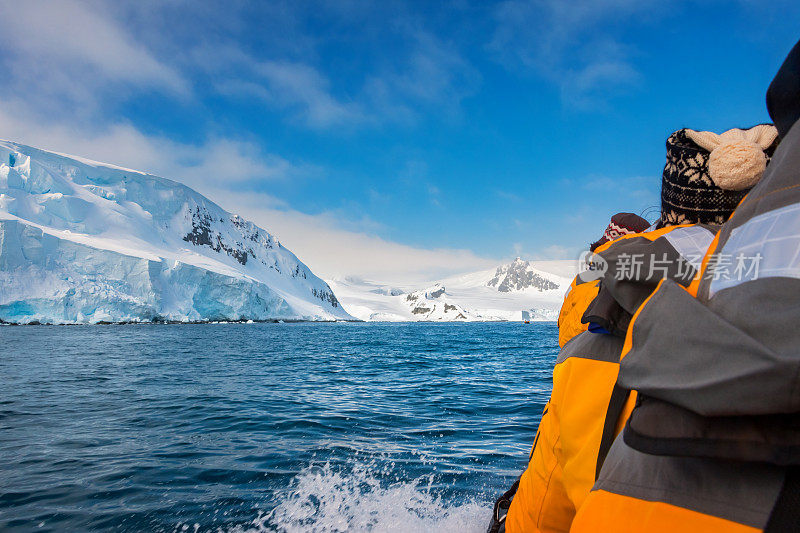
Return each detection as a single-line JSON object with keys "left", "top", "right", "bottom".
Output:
{"left": 0, "top": 140, "right": 354, "bottom": 323}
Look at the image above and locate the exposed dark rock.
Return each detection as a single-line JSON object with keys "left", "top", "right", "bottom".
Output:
{"left": 312, "top": 287, "right": 340, "bottom": 308}
{"left": 488, "top": 258, "right": 559, "bottom": 292}
{"left": 428, "top": 286, "right": 445, "bottom": 298}
{"left": 183, "top": 206, "right": 252, "bottom": 265}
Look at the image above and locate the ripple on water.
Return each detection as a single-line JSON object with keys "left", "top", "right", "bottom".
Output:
{"left": 0, "top": 322, "right": 557, "bottom": 531}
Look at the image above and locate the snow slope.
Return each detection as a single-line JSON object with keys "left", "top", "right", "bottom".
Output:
{"left": 329, "top": 258, "right": 576, "bottom": 322}
{"left": 0, "top": 140, "right": 354, "bottom": 324}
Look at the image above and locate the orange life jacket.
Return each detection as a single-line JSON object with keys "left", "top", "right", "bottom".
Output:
{"left": 505, "top": 224, "right": 716, "bottom": 533}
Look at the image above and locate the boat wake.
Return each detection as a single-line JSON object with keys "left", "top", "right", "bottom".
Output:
{"left": 234, "top": 460, "right": 489, "bottom": 533}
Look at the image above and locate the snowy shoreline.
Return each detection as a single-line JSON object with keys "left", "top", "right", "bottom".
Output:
{"left": 0, "top": 317, "right": 350, "bottom": 326}
{"left": 0, "top": 318, "right": 557, "bottom": 326}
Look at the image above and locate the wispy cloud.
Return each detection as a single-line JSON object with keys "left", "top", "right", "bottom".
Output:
{"left": 0, "top": 0, "right": 188, "bottom": 116}
{"left": 489, "top": 0, "right": 659, "bottom": 108}
{"left": 535, "top": 244, "right": 572, "bottom": 260}
{"left": 195, "top": 24, "right": 477, "bottom": 129}
{"left": 256, "top": 61, "right": 365, "bottom": 127}
{"left": 0, "top": 1, "right": 479, "bottom": 132}
{"left": 495, "top": 190, "right": 523, "bottom": 202}
{"left": 364, "top": 29, "right": 481, "bottom": 122}
{"left": 213, "top": 56, "right": 367, "bottom": 129}
{"left": 0, "top": 98, "right": 298, "bottom": 199}
{"left": 581, "top": 174, "right": 658, "bottom": 202}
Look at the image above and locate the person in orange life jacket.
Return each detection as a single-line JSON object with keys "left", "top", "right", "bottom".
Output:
{"left": 491, "top": 123, "right": 779, "bottom": 533}
{"left": 570, "top": 39, "right": 800, "bottom": 533}
{"left": 490, "top": 212, "right": 646, "bottom": 533}
{"left": 557, "top": 213, "right": 650, "bottom": 349}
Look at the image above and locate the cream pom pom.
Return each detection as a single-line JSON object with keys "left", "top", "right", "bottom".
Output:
{"left": 707, "top": 140, "right": 767, "bottom": 191}
{"left": 685, "top": 124, "right": 777, "bottom": 191}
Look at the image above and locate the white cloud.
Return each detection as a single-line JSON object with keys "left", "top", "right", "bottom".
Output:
{"left": 190, "top": 43, "right": 370, "bottom": 129}
{"left": 0, "top": 100, "right": 497, "bottom": 282}
{"left": 512, "top": 240, "right": 575, "bottom": 262}
{"left": 209, "top": 190, "right": 499, "bottom": 282}
{"left": 0, "top": 100, "right": 293, "bottom": 195}
{"left": 495, "top": 190, "right": 523, "bottom": 202}
{"left": 0, "top": 0, "right": 188, "bottom": 110}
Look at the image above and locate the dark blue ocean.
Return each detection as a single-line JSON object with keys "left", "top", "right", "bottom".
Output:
{"left": 0, "top": 322, "right": 557, "bottom": 532}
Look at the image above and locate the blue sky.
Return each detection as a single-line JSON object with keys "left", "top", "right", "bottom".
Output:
{"left": 0, "top": 0, "right": 798, "bottom": 280}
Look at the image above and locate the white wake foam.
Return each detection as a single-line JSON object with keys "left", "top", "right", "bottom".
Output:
{"left": 235, "top": 460, "right": 489, "bottom": 533}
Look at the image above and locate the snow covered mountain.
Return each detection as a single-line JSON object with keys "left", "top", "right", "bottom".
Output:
{"left": 402, "top": 284, "right": 476, "bottom": 321}
{"left": 488, "top": 258, "right": 561, "bottom": 292}
{"left": 328, "top": 259, "right": 576, "bottom": 322}
{"left": 0, "top": 140, "right": 354, "bottom": 324}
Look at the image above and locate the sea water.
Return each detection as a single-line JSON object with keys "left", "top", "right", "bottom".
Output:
{"left": 0, "top": 322, "right": 557, "bottom": 532}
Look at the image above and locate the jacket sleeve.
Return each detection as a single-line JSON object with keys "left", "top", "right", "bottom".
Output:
{"left": 618, "top": 278, "right": 800, "bottom": 417}
{"left": 557, "top": 279, "right": 598, "bottom": 347}
{"left": 506, "top": 399, "right": 575, "bottom": 533}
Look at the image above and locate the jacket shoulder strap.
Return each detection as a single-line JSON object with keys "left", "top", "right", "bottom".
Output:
{"left": 596, "top": 383, "right": 631, "bottom": 479}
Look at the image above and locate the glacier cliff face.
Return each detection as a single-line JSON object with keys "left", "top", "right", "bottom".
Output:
{"left": 0, "top": 141, "right": 353, "bottom": 323}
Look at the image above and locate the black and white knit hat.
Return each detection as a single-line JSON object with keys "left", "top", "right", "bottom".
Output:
{"left": 661, "top": 124, "right": 779, "bottom": 226}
